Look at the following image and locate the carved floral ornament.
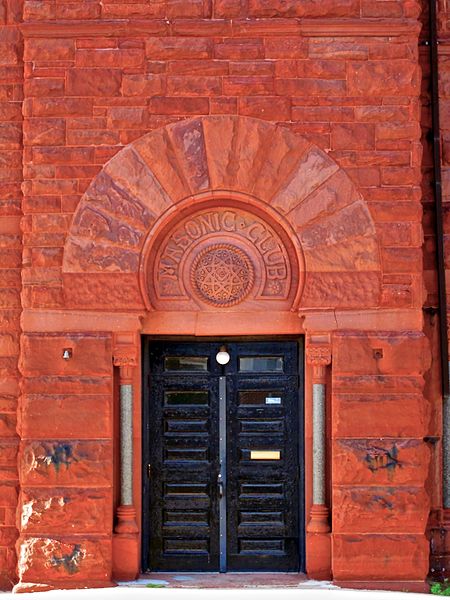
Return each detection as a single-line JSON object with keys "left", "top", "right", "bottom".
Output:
{"left": 306, "top": 346, "right": 332, "bottom": 366}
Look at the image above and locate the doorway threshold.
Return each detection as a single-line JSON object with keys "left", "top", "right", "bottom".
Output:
{"left": 117, "top": 574, "right": 339, "bottom": 589}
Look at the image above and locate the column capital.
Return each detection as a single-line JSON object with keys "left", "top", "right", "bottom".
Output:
{"left": 306, "top": 340, "right": 331, "bottom": 383}
{"left": 113, "top": 350, "right": 137, "bottom": 382}
{"left": 113, "top": 332, "right": 138, "bottom": 383}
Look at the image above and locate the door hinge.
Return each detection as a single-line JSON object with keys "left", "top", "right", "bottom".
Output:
{"left": 147, "top": 464, "right": 152, "bottom": 478}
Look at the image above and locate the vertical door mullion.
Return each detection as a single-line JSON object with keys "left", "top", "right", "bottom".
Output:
{"left": 218, "top": 375, "right": 227, "bottom": 573}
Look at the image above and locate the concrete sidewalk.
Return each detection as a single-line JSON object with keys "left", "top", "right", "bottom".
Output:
{"left": 117, "top": 573, "right": 339, "bottom": 589}
{"left": 0, "top": 586, "right": 430, "bottom": 599}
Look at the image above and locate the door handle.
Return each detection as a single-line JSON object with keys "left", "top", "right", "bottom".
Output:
{"left": 217, "top": 473, "right": 224, "bottom": 498}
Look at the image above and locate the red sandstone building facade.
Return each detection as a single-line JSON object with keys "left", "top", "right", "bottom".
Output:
{"left": 1, "top": 0, "right": 450, "bottom": 592}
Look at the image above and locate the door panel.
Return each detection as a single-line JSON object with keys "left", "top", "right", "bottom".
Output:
{"left": 226, "top": 342, "right": 299, "bottom": 571}
{"left": 143, "top": 340, "right": 303, "bottom": 572}
{"left": 145, "top": 343, "right": 220, "bottom": 571}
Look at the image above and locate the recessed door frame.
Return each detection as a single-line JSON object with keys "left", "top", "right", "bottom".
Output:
{"left": 141, "top": 336, "right": 305, "bottom": 573}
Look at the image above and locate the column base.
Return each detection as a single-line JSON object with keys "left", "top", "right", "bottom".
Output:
{"left": 307, "top": 504, "right": 330, "bottom": 533}
{"left": 112, "top": 505, "right": 139, "bottom": 581}
{"left": 114, "top": 505, "right": 139, "bottom": 534}
{"left": 112, "top": 533, "right": 139, "bottom": 582}
{"left": 306, "top": 531, "right": 331, "bottom": 580}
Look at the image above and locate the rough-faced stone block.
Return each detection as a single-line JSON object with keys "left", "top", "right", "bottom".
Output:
{"left": 17, "top": 536, "right": 111, "bottom": 583}
{"left": 168, "top": 118, "right": 210, "bottom": 194}
{"left": 333, "top": 439, "right": 430, "bottom": 486}
{"left": 347, "top": 61, "right": 420, "bottom": 96}
{"left": 22, "top": 375, "right": 112, "bottom": 396}
{"left": 271, "top": 147, "right": 339, "bottom": 214}
{"left": 333, "top": 332, "right": 431, "bottom": 376}
{"left": 23, "top": 119, "right": 65, "bottom": 147}
{"left": 20, "top": 395, "right": 112, "bottom": 440}
{"left": 62, "top": 273, "right": 144, "bottom": 310}
{"left": 24, "top": 39, "right": 75, "bottom": 62}
{"left": 301, "top": 271, "right": 381, "bottom": 308}
{"left": 20, "top": 488, "right": 113, "bottom": 535}
{"left": 332, "top": 393, "right": 429, "bottom": 438}
{"left": 20, "top": 333, "right": 111, "bottom": 377}
{"left": 66, "top": 69, "right": 121, "bottom": 97}
{"left": 249, "top": 0, "right": 359, "bottom": 16}
{"left": 20, "top": 440, "right": 113, "bottom": 487}
{"left": 146, "top": 38, "right": 212, "bottom": 60}
{"left": 332, "top": 534, "right": 429, "bottom": 581}
{"left": 332, "top": 486, "right": 430, "bottom": 533}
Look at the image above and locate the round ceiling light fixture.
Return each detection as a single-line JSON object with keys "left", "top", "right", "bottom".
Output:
{"left": 216, "top": 345, "right": 230, "bottom": 365}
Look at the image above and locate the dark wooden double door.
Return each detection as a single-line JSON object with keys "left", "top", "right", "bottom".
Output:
{"left": 143, "top": 340, "right": 303, "bottom": 572}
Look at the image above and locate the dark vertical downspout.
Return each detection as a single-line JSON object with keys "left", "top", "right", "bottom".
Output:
{"left": 429, "top": 0, "right": 450, "bottom": 509}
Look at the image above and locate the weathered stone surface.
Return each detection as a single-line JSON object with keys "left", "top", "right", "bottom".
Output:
{"left": 249, "top": 0, "right": 360, "bottom": 17}
{"left": 347, "top": 61, "right": 420, "bottom": 96}
{"left": 23, "top": 119, "right": 65, "bottom": 147}
{"left": 271, "top": 148, "right": 339, "bottom": 214}
{"left": 168, "top": 118, "right": 210, "bottom": 193}
{"left": 66, "top": 69, "right": 121, "bottom": 97}
{"left": 287, "top": 170, "right": 359, "bottom": 229}
{"left": 64, "top": 237, "right": 141, "bottom": 273}
{"left": 81, "top": 171, "right": 154, "bottom": 230}
{"left": 103, "top": 147, "right": 172, "bottom": 218}
{"left": 20, "top": 441, "right": 112, "bottom": 487}
{"left": 203, "top": 115, "right": 274, "bottom": 193}
{"left": 20, "top": 395, "right": 112, "bottom": 439}
{"left": 252, "top": 126, "right": 311, "bottom": 201}
{"left": 303, "top": 236, "right": 380, "bottom": 272}
{"left": 333, "top": 439, "right": 430, "bottom": 486}
{"left": 332, "top": 534, "right": 429, "bottom": 581}
{"left": 20, "top": 489, "right": 112, "bottom": 535}
{"left": 133, "top": 127, "right": 191, "bottom": 202}
{"left": 333, "top": 332, "right": 431, "bottom": 375}
{"left": 20, "top": 334, "right": 111, "bottom": 377}
{"left": 17, "top": 537, "right": 111, "bottom": 583}
{"left": 24, "top": 39, "right": 75, "bottom": 62}
{"left": 299, "top": 202, "right": 375, "bottom": 248}
{"left": 332, "top": 393, "right": 429, "bottom": 438}
{"left": 332, "top": 486, "right": 429, "bottom": 533}
{"left": 301, "top": 272, "right": 381, "bottom": 308}
{"left": 22, "top": 376, "right": 112, "bottom": 396}
{"left": 62, "top": 273, "right": 144, "bottom": 309}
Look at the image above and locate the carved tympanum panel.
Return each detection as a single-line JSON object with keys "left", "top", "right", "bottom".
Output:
{"left": 145, "top": 205, "right": 298, "bottom": 311}
{"left": 191, "top": 244, "right": 255, "bottom": 307}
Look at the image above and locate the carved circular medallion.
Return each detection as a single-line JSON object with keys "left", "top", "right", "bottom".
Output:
{"left": 191, "top": 244, "right": 254, "bottom": 307}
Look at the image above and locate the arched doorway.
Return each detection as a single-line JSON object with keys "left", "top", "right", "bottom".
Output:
{"left": 56, "top": 115, "right": 382, "bottom": 581}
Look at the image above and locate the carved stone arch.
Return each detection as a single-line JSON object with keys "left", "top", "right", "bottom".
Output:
{"left": 62, "top": 115, "right": 381, "bottom": 312}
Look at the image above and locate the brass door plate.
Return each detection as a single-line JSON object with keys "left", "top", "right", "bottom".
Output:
{"left": 250, "top": 450, "right": 281, "bottom": 460}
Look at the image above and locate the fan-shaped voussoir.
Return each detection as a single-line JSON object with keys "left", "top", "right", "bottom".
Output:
{"left": 299, "top": 202, "right": 377, "bottom": 251}
{"left": 287, "top": 170, "right": 361, "bottom": 231}
{"left": 202, "top": 115, "right": 274, "bottom": 195}
{"left": 166, "top": 118, "right": 210, "bottom": 195}
{"left": 252, "top": 126, "right": 311, "bottom": 202}
{"left": 64, "top": 236, "right": 140, "bottom": 274}
{"left": 271, "top": 146, "right": 339, "bottom": 214}
{"left": 103, "top": 145, "right": 173, "bottom": 220}
{"left": 303, "top": 235, "right": 381, "bottom": 273}
{"left": 133, "top": 127, "right": 192, "bottom": 203}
